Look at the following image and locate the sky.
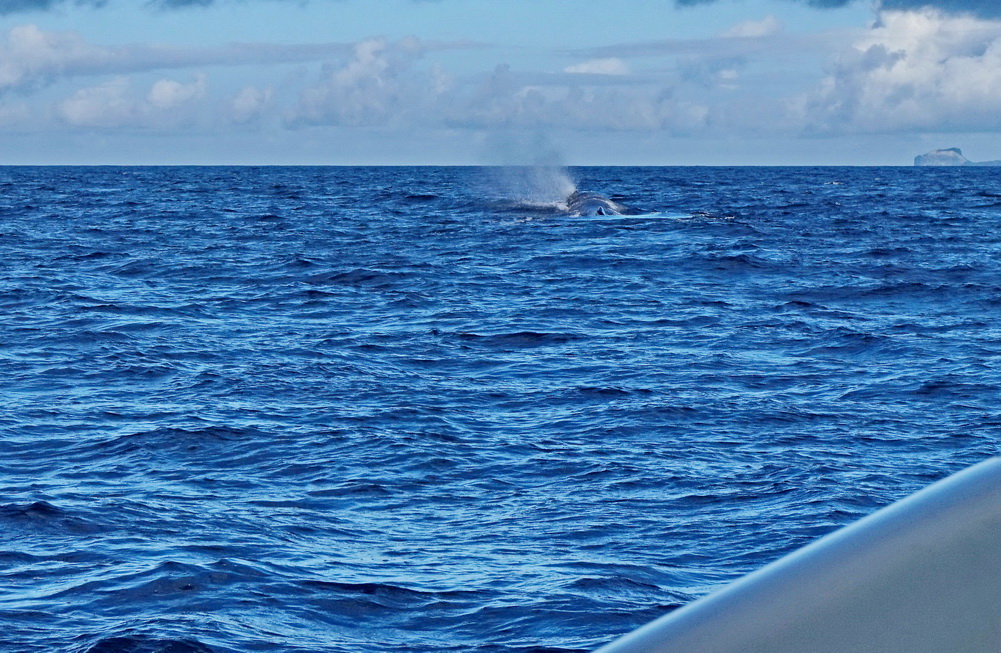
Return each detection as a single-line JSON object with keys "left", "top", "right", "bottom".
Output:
{"left": 2, "top": 0, "right": 1001, "bottom": 165}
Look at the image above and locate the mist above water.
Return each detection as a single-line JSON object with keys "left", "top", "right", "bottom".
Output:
{"left": 490, "top": 165, "right": 577, "bottom": 208}
{"left": 479, "top": 132, "right": 577, "bottom": 208}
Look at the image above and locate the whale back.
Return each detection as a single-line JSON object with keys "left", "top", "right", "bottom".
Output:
{"left": 566, "top": 190, "right": 623, "bottom": 216}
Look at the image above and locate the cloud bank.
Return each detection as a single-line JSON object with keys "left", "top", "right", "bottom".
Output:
{"left": 287, "top": 36, "right": 444, "bottom": 128}
{"left": 2, "top": 0, "right": 1001, "bottom": 21}
{"left": 675, "top": 0, "right": 1001, "bottom": 19}
{"left": 0, "top": 24, "right": 353, "bottom": 95}
{"left": 55, "top": 73, "right": 207, "bottom": 127}
{"left": 0, "top": 0, "right": 282, "bottom": 13}
{"left": 4, "top": 2, "right": 1001, "bottom": 159}
{"left": 798, "top": 8, "right": 1001, "bottom": 132}
{"left": 282, "top": 37, "right": 709, "bottom": 133}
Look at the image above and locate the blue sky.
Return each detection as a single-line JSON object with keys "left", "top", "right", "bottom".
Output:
{"left": 2, "top": 0, "right": 1001, "bottom": 164}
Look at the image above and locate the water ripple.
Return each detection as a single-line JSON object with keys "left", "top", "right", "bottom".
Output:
{"left": 1, "top": 166, "right": 999, "bottom": 651}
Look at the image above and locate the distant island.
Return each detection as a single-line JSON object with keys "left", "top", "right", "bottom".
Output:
{"left": 914, "top": 148, "right": 1001, "bottom": 166}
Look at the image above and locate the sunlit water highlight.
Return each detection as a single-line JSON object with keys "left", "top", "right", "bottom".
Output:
{"left": 1, "top": 166, "right": 999, "bottom": 652}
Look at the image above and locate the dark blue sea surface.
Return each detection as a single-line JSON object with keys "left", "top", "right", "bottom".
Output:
{"left": 1, "top": 165, "right": 999, "bottom": 652}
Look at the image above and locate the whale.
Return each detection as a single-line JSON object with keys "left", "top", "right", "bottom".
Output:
{"left": 565, "top": 190, "right": 625, "bottom": 216}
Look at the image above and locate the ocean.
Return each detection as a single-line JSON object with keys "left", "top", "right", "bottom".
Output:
{"left": 1, "top": 165, "right": 999, "bottom": 652}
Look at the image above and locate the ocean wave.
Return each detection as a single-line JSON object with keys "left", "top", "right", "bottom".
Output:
{"left": 2, "top": 165, "right": 999, "bottom": 652}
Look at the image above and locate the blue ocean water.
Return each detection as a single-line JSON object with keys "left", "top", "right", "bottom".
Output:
{"left": 1, "top": 165, "right": 999, "bottom": 653}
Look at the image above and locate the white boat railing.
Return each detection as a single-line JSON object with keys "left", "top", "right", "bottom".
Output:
{"left": 594, "top": 457, "right": 1001, "bottom": 653}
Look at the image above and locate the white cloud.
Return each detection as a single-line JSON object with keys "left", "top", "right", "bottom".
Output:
{"left": 230, "top": 84, "right": 273, "bottom": 123}
{"left": 798, "top": 9, "right": 1001, "bottom": 132}
{"left": 719, "top": 15, "right": 783, "bottom": 39}
{"left": 450, "top": 64, "right": 709, "bottom": 132}
{"left": 57, "top": 74, "right": 209, "bottom": 127}
{"left": 57, "top": 77, "right": 135, "bottom": 127}
{"left": 564, "top": 58, "right": 631, "bottom": 75}
{"left": 287, "top": 39, "right": 711, "bottom": 134}
{"left": 287, "top": 36, "right": 452, "bottom": 127}
{"left": 147, "top": 73, "right": 206, "bottom": 109}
